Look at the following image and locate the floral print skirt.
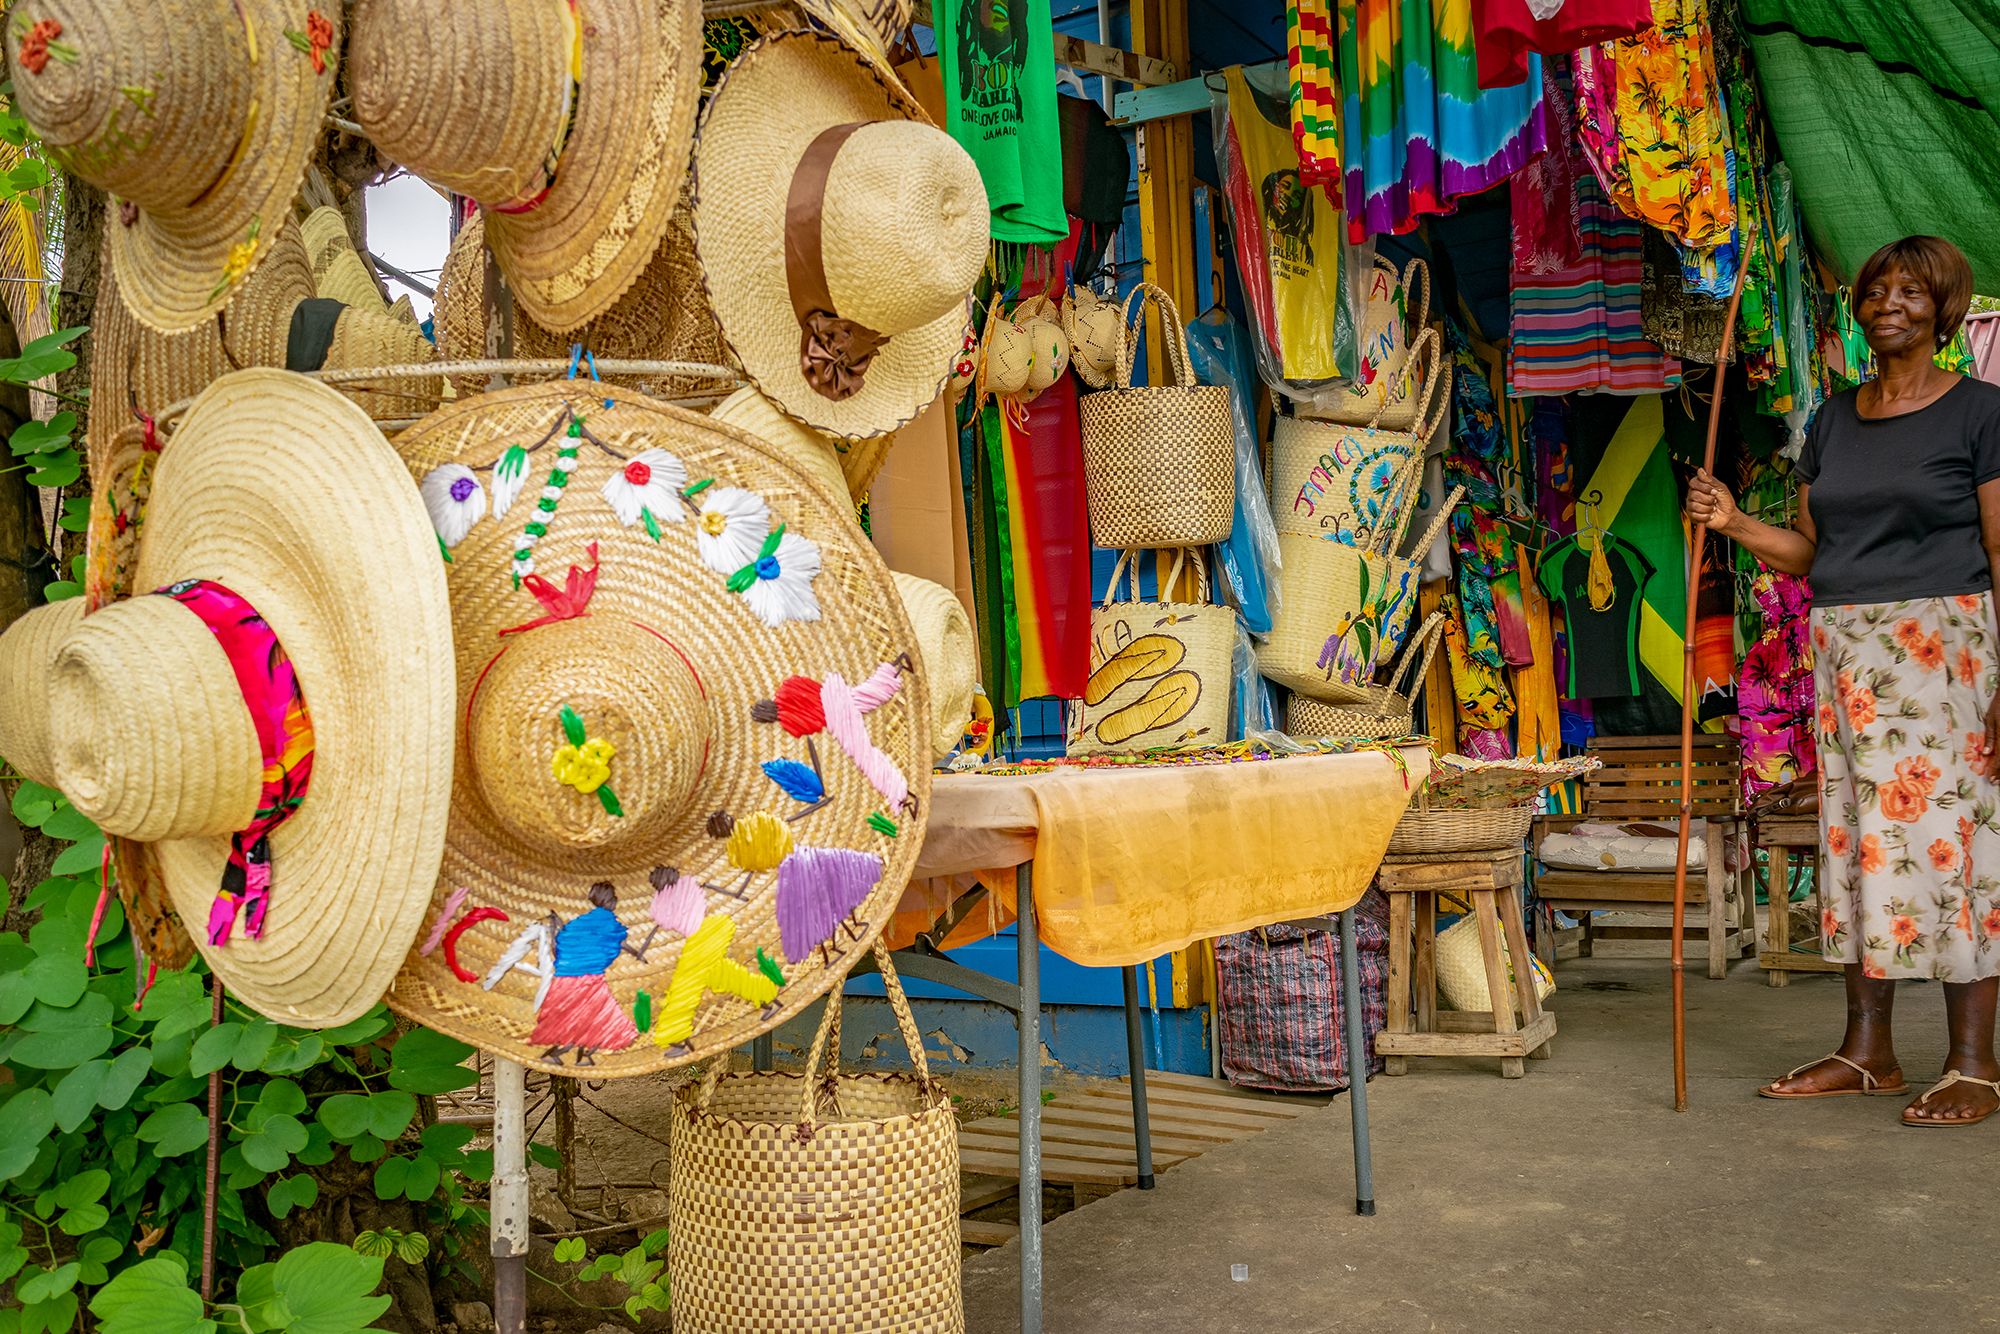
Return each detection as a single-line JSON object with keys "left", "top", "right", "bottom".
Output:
{"left": 1815, "top": 594, "right": 2000, "bottom": 980}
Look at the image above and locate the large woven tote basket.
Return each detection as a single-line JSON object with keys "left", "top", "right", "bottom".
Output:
{"left": 1078, "top": 281, "right": 1235, "bottom": 548}
{"left": 1286, "top": 610, "right": 1445, "bottom": 739}
{"left": 668, "top": 945, "right": 962, "bottom": 1333}
{"left": 1069, "top": 549, "right": 1237, "bottom": 755}
{"left": 1300, "top": 256, "right": 1432, "bottom": 429}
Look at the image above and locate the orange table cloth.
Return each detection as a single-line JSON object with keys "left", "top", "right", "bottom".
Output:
{"left": 886, "top": 745, "right": 1432, "bottom": 966}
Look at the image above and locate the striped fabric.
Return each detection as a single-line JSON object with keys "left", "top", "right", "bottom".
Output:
{"left": 1288, "top": 0, "right": 1342, "bottom": 190}
{"left": 1214, "top": 889, "right": 1390, "bottom": 1093}
{"left": 1506, "top": 171, "right": 1681, "bottom": 397}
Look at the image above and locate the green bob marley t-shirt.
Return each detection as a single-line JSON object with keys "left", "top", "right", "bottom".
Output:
{"left": 937, "top": 0, "right": 1067, "bottom": 245}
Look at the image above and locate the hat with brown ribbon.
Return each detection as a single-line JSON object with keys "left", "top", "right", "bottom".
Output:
{"left": 387, "top": 381, "right": 932, "bottom": 1076}
{"left": 6, "top": 0, "right": 341, "bottom": 333}
{"left": 349, "top": 0, "right": 701, "bottom": 334}
{"left": 693, "top": 31, "right": 988, "bottom": 442}
{"left": 0, "top": 370, "right": 456, "bottom": 1026}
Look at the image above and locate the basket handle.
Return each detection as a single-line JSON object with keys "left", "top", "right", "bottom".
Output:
{"left": 1412, "top": 334, "right": 1454, "bottom": 445}
{"left": 1114, "top": 282, "right": 1197, "bottom": 390}
{"left": 1365, "top": 453, "right": 1427, "bottom": 559}
{"left": 1403, "top": 482, "right": 1465, "bottom": 567}
{"left": 1101, "top": 548, "right": 1208, "bottom": 608}
{"left": 1360, "top": 323, "right": 1440, "bottom": 432}
{"left": 795, "top": 941, "right": 933, "bottom": 1133}
{"left": 1386, "top": 609, "right": 1447, "bottom": 699}
{"left": 1401, "top": 257, "right": 1431, "bottom": 344}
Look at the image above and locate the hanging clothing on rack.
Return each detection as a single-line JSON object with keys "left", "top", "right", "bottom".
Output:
{"left": 1510, "top": 58, "right": 1582, "bottom": 276}
{"left": 1537, "top": 529, "right": 1656, "bottom": 698}
{"left": 1287, "top": 0, "right": 1343, "bottom": 190}
{"left": 1596, "top": 0, "right": 1737, "bottom": 248}
{"left": 1470, "top": 0, "right": 1654, "bottom": 90}
{"left": 937, "top": 0, "right": 1068, "bottom": 244}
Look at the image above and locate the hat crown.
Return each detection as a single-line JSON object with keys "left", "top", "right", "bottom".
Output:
{"left": 10, "top": 0, "right": 254, "bottom": 212}
{"left": 49, "top": 596, "right": 263, "bottom": 843}
{"left": 818, "top": 121, "right": 987, "bottom": 338}
{"left": 468, "top": 617, "right": 714, "bottom": 865}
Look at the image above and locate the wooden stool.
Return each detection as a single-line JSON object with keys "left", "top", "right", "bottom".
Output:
{"left": 1757, "top": 813, "right": 1839, "bottom": 987}
{"left": 1375, "top": 851, "right": 1557, "bottom": 1078}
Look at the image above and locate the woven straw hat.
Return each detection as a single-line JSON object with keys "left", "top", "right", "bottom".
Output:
{"left": 387, "top": 382, "right": 931, "bottom": 1076}
{"left": 317, "top": 304, "right": 443, "bottom": 419}
{"left": 433, "top": 207, "right": 729, "bottom": 401}
{"left": 0, "top": 369, "right": 456, "bottom": 1026}
{"left": 890, "top": 573, "right": 974, "bottom": 758}
{"left": 7, "top": 0, "right": 341, "bottom": 333}
{"left": 711, "top": 386, "right": 849, "bottom": 505}
{"left": 1019, "top": 316, "right": 1071, "bottom": 396}
{"left": 981, "top": 314, "right": 1036, "bottom": 399}
{"left": 694, "top": 31, "right": 988, "bottom": 443}
{"left": 299, "top": 205, "right": 387, "bottom": 313}
{"left": 350, "top": 0, "right": 702, "bottom": 334}
{"left": 1064, "top": 287, "right": 1123, "bottom": 389}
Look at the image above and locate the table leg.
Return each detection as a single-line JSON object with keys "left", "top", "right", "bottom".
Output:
{"left": 1473, "top": 890, "right": 1523, "bottom": 1079}
{"left": 1338, "top": 907, "right": 1377, "bottom": 1217}
{"left": 1123, "top": 964, "right": 1156, "bottom": 1190}
{"left": 1413, "top": 891, "right": 1437, "bottom": 1036}
{"left": 1501, "top": 885, "right": 1550, "bottom": 1062}
{"left": 1017, "top": 867, "right": 1042, "bottom": 1334}
{"left": 752, "top": 1033, "right": 773, "bottom": 1072}
{"left": 1384, "top": 890, "right": 1411, "bottom": 1078}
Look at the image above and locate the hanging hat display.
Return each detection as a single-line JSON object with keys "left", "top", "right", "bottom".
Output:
{"left": 5, "top": 0, "right": 342, "bottom": 333}
{"left": 693, "top": 31, "right": 989, "bottom": 442}
{"left": 299, "top": 205, "right": 389, "bottom": 314}
{"left": 0, "top": 370, "right": 456, "bottom": 1026}
{"left": 349, "top": 0, "right": 702, "bottom": 334}
{"left": 890, "top": 572, "right": 976, "bottom": 759}
{"left": 388, "top": 382, "right": 931, "bottom": 1076}
{"left": 710, "top": 386, "right": 852, "bottom": 506}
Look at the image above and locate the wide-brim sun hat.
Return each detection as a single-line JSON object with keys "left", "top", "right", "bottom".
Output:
{"left": 299, "top": 205, "right": 388, "bottom": 313}
{"left": 890, "top": 573, "right": 975, "bottom": 759}
{"left": 710, "top": 386, "right": 851, "bottom": 505}
{"left": 387, "top": 381, "right": 931, "bottom": 1076}
{"left": 7, "top": 0, "right": 341, "bottom": 333}
{"left": 350, "top": 0, "right": 702, "bottom": 333}
{"left": 694, "top": 31, "right": 989, "bottom": 443}
{"left": 0, "top": 369, "right": 456, "bottom": 1026}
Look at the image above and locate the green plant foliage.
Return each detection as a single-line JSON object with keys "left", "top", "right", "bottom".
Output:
{"left": 540, "top": 1225, "right": 672, "bottom": 1323}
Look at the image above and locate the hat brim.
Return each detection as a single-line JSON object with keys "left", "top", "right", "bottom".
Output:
{"left": 387, "top": 383, "right": 932, "bottom": 1077}
{"left": 123, "top": 370, "right": 456, "bottom": 1027}
{"left": 694, "top": 31, "right": 960, "bottom": 443}
{"left": 106, "top": 0, "right": 340, "bottom": 335}
{"left": 484, "top": 0, "right": 703, "bottom": 333}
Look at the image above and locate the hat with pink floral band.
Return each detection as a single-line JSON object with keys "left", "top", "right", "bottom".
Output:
{"left": 390, "top": 381, "right": 931, "bottom": 1076}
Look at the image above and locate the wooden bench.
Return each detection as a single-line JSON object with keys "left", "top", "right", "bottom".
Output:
{"left": 1532, "top": 734, "right": 1754, "bottom": 979}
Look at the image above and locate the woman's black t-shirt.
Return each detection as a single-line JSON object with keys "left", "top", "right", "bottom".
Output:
{"left": 1796, "top": 377, "right": 2000, "bottom": 608}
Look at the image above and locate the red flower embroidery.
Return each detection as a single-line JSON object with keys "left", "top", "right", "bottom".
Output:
{"left": 1817, "top": 702, "right": 1839, "bottom": 740}
{"left": 1891, "top": 915, "right": 1920, "bottom": 947}
{"left": 1846, "top": 687, "right": 1877, "bottom": 729}
{"left": 1897, "top": 755, "right": 1941, "bottom": 795}
{"left": 1893, "top": 618, "right": 1925, "bottom": 651}
{"left": 306, "top": 11, "right": 333, "bottom": 72}
{"left": 1911, "top": 632, "right": 1946, "bottom": 672}
{"left": 1879, "top": 780, "right": 1928, "bottom": 824}
{"left": 17, "top": 17, "right": 61, "bottom": 73}
{"left": 1827, "top": 825, "right": 1853, "bottom": 858}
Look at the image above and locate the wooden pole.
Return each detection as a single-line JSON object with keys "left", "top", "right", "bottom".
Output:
{"left": 491, "top": 1058, "right": 529, "bottom": 1333}
{"left": 200, "top": 977, "right": 224, "bottom": 1302}
{"left": 1670, "top": 259, "right": 1750, "bottom": 1112}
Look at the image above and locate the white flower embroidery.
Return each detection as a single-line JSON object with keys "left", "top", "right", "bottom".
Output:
{"left": 420, "top": 463, "right": 486, "bottom": 548}
{"left": 490, "top": 444, "right": 530, "bottom": 518}
{"left": 693, "top": 486, "right": 771, "bottom": 575}
{"left": 738, "top": 530, "right": 823, "bottom": 628}
{"left": 601, "top": 449, "right": 688, "bottom": 531}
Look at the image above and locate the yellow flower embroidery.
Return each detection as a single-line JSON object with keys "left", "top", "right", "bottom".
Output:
{"left": 725, "top": 811, "right": 794, "bottom": 873}
{"left": 551, "top": 736, "right": 615, "bottom": 795}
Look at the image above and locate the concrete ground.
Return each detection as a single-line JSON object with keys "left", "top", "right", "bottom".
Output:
{"left": 962, "top": 956, "right": 2000, "bottom": 1333}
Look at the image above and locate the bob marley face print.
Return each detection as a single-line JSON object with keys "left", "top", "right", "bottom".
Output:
{"left": 1261, "top": 169, "right": 1315, "bottom": 267}
{"left": 956, "top": 0, "right": 1029, "bottom": 119}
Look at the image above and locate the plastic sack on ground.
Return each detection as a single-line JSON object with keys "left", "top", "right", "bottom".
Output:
{"left": 1186, "top": 311, "right": 1282, "bottom": 635}
{"left": 1209, "top": 63, "right": 1360, "bottom": 401}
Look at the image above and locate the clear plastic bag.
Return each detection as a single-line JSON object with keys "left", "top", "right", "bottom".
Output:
{"left": 1231, "top": 616, "right": 1279, "bottom": 740}
{"left": 1210, "top": 63, "right": 1362, "bottom": 401}
{"left": 1185, "top": 311, "right": 1283, "bottom": 635}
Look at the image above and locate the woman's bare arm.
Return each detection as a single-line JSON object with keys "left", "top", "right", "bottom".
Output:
{"left": 1688, "top": 470, "right": 1817, "bottom": 576}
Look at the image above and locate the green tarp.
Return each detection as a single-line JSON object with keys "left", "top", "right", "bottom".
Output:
{"left": 1744, "top": 0, "right": 2000, "bottom": 294}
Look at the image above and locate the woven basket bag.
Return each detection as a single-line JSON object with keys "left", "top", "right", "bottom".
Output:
{"left": 1286, "top": 610, "right": 1444, "bottom": 739}
{"left": 1300, "top": 257, "right": 1432, "bottom": 428}
{"left": 1070, "top": 549, "right": 1237, "bottom": 755}
{"left": 1269, "top": 333, "right": 1450, "bottom": 541}
{"left": 1371, "top": 482, "right": 1464, "bottom": 667}
{"left": 1256, "top": 456, "right": 1423, "bottom": 701}
{"left": 668, "top": 944, "right": 962, "bottom": 1334}
{"left": 1078, "top": 282, "right": 1235, "bottom": 548}
{"left": 1433, "top": 910, "right": 1555, "bottom": 1011}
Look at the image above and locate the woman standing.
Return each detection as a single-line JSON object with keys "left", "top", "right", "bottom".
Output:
{"left": 1689, "top": 235, "right": 2000, "bottom": 1127}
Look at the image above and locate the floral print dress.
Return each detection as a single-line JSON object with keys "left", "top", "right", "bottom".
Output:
{"left": 1815, "top": 594, "right": 2000, "bottom": 980}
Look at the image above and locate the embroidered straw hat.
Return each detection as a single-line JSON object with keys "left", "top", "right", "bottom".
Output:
{"left": 299, "top": 205, "right": 388, "bottom": 313}
{"left": 6, "top": 0, "right": 341, "bottom": 333}
{"left": 890, "top": 573, "right": 975, "bottom": 758}
{"left": 349, "top": 0, "right": 702, "bottom": 333}
{"left": 389, "top": 382, "right": 931, "bottom": 1076}
{"left": 693, "top": 31, "right": 989, "bottom": 442}
{"left": 0, "top": 369, "right": 456, "bottom": 1026}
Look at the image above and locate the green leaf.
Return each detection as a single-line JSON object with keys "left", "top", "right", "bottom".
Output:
{"left": 343, "top": 1132, "right": 386, "bottom": 1164}
{"left": 391, "top": 1232, "right": 429, "bottom": 1265}
{"left": 0, "top": 327, "right": 84, "bottom": 384}
{"left": 240, "top": 1113, "right": 307, "bottom": 1172}
{"left": 231, "top": 1020, "right": 277, "bottom": 1071}
{"left": 552, "top": 1237, "right": 585, "bottom": 1264}
{"left": 0, "top": 1091, "right": 54, "bottom": 1180}
{"left": 317, "top": 1094, "right": 372, "bottom": 1141}
{"left": 386, "top": 1062, "right": 478, "bottom": 1096}
{"left": 189, "top": 1022, "right": 242, "bottom": 1077}
{"left": 559, "top": 703, "right": 587, "bottom": 747}
{"left": 527, "top": 1141, "right": 561, "bottom": 1171}
{"left": 88, "top": 1256, "right": 212, "bottom": 1334}
{"left": 12, "top": 989, "right": 114, "bottom": 1068}
{"left": 22, "top": 1291, "right": 80, "bottom": 1334}
{"left": 365, "top": 1090, "right": 417, "bottom": 1141}
{"left": 54, "top": 1169, "right": 108, "bottom": 1210}
{"left": 15, "top": 1262, "right": 78, "bottom": 1303}
{"left": 10, "top": 781, "right": 57, "bottom": 827}
{"left": 261, "top": 1032, "right": 326, "bottom": 1074}
{"left": 234, "top": 1262, "right": 283, "bottom": 1331}
{"left": 639, "top": 1226, "right": 670, "bottom": 1256}
{"left": 55, "top": 1201, "right": 107, "bottom": 1236}
{"left": 136, "top": 1102, "right": 209, "bottom": 1157}
{"left": 55, "top": 495, "right": 88, "bottom": 533}
{"left": 349, "top": 1231, "right": 393, "bottom": 1261}
{"left": 51, "top": 1061, "right": 108, "bottom": 1133}
{"left": 372, "top": 1156, "right": 409, "bottom": 1201}
{"left": 266, "top": 1174, "right": 319, "bottom": 1220}
{"left": 257, "top": 1078, "right": 307, "bottom": 1119}
{"left": 4, "top": 158, "right": 49, "bottom": 192}
{"left": 25, "top": 450, "right": 80, "bottom": 489}
{"left": 48, "top": 834, "right": 104, "bottom": 876}
{"left": 316, "top": 1009, "right": 391, "bottom": 1047}
{"left": 399, "top": 1153, "right": 440, "bottom": 1203}
{"left": 419, "top": 1122, "right": 476, "bottom": 1155}
{"left": 271, "top": 1242, "right": 390, "bottom": 1334}
{"left": 22, "top": 951, "right": 86, "bottom": 1008}
{"left": 6, "top": 411, "right": 72, "bottom": 456}
{"left": 38, "top": 802, "right": 94, "bottom": 842}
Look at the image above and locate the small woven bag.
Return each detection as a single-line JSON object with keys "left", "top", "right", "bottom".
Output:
{"left": 1301, "top": 256, "right": 1432, "bottom": 428}
{"left": 1070, "top": 548, "right": 1237, "bottom": 755}
{"left": 1078, "top": 282, "right": 1235, "bottom": 548}
{"left": 668, "top": 945, "right": 962, "bottom": 1333}
{"left": 1286, "top": 610, "right": 1445, "bottom": 740}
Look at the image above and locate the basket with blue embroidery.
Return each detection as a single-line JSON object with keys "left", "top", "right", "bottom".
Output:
{"left": 389, "top": 381, "right": 932, "bottom": 1076}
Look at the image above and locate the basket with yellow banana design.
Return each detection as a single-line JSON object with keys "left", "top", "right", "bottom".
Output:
{"left": 1068, "top": 549, "right": 1237, "bottom": 756}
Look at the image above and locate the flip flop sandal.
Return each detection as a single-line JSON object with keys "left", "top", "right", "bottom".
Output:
{"left": 1901, "top": 1069, "right": 2000, "bottom": 1127}
{"left": 1758, "top": 1052, "right": 1908, "bottom": 1099}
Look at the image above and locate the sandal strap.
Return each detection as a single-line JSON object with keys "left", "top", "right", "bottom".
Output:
{"left": 1916, "top": 1069, "right": 2000, "bottom": 1103}
{"left": 1784, "top": 1052, "right": 1880, "bottom": 1090}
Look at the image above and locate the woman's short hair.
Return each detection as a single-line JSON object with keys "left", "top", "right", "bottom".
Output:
{"left": 1856, "top": 235, "right": 1974, "bottom": 346}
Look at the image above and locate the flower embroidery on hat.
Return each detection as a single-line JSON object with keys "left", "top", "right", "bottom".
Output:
{"left": 551, "top": 704, "right": 622, "bottom": 816}
{"left": 284, "top": 11, "right": 335, "bottom": 74}
{"left": 601, "top": 447, "right": 689, "bottom": 538}
{"left": 421, "top": 463, "right": 487, "bottom": 548}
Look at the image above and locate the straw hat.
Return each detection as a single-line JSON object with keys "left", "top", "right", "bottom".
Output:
{"left": 890, "top": 573, "right": 975, "bottom": 758}
{"left": 1020, "top": 315, "right": 1071, "bottom": 396}
{"left": 711, "top": 386, "right": 850, "bottom": 505}
{"left": 980, "top": 312, "right": 1036, "bottom": 401}
{"left": 308, "top": 303, "right": 444, "bottom": 420}
{"left": 387, "top": 382, "right": 931, "bottom": 1076}
{"left": 433, "top": 207, "right": 730, "bottom": 401}
{"left": 693, "top": 31, "right": 988, "bottom": 443}
{"left": 350, "top": 0, "right": 702, "bottom": 333}
{"left": 1064, "top": 287, "right": 1124, "bottom": 389}
{"left": 299, "top": 205, "right": 388, "bottom": 313}
{"left": 0, "top": 369, "right": 456, "bottom": 1026}
{"left": 6, "top": 0, "right": 341, "bottom": 333}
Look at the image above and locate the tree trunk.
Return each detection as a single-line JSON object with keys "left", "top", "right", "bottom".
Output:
{"left": 54, "top": 178, "right": 104, "bottom": 574}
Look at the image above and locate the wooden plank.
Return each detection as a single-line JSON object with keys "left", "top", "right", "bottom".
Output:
{"left": 1103, "top": 1078, "right": 1310, "bottom": 1117}
{"left": 976, "top": 1120, "right": 1222, "bottom": 1157}
{"left": 959, "top": 1177, "right": 1019, "bottom": 1213}
{"left": 1134, "top": 1070, "right": 1324, "bottom": 1105}
{"left": 960, "top": 1220, "right": 1020, "bottom": 1248}
{"left": 1374, "top": 1013, "right": 1555, "bottom": 1058}
{"left": 1037, "top": 1104, "right": 1238, "bottom": 1143}
{"left": 1414, "top": 889, "right": 1437, "bottom": 1033}
{"left": 958, "top": 1131, "right": 1187, "bottom": 1169}
{"left": 1758, "top": 951, "right": 1842, "bottom": 973}
{"left": 1588, "top": 734, "right": 1736, "bottom": 752}
{"left": 1069, "top": 1085, "right": 1299, "bottom": 1127}
{"left": 1051, "top": 32, "right": 1177, "bottom": 87}
{"left": 1472, "top": 890, "right": 1518, "bottom": 1037}
{"left": 957, "top": 1147, "right": 1133, "bottom": 1188}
